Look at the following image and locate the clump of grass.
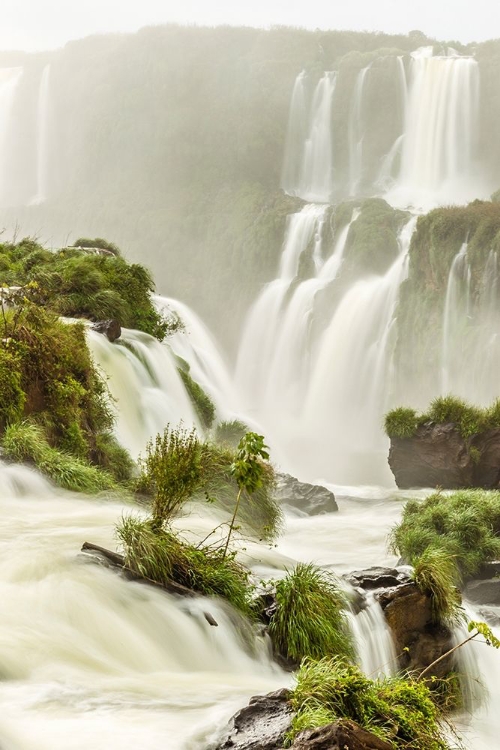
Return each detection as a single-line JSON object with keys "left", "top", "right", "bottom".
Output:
{"left": 287, "top": 657, "right": 452, "bottom": 749}
{"left": 390, "top": 489, "right": 500, "bottom": 579}
{"left": 412, "top": 548, "right": 463, "bottom": 624}
{"left": 116, "top": 515, "right": 253, "bottom": 616}
{"left": 384, "top": 395, "right": 500, "bottom": 441}
{"left": 384, "top": 406, "right": 418, "bottom": 438}
{"left": 2, "top": 421, "right": 116, "bottom": 493}
{"left": 268, "top": 563, "right": 354, "bottom": 664}
{"left": 214, "top": 419, "right": 249, "bottom": 448}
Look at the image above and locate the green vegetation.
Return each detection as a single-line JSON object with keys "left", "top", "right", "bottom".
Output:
{"left": 0, "top": 237, "right": 170, "bottom": 340}
{"left": 2, "top": 422, "right": 116, "bottom": 493}
{"left": 384, "top": 406, "right": 418, "bottom": 438}
{"left": 390, "top": 489, "right": 500, "bottom": 579}
{"left": 268, "top": 563, "right": 354, "bottom": 664}
{"left": 287, "top": 657, "right": 452, "bottom": 749}
{"left": 177, "top": 368, "right": 215, "bottom": 429}
{"left": 213, "top": 419, "right": 249, "bottom": 448}
{"left": 0, "top": 300, "right": 133, "bottom": 487}
{"left": 411, "top": 548, "right": 463, "bottom": 625}
{"left": 116, "top": 516, "right": 253, "bottom": 616}
{"left": 385, "top": 395, "right": 500, "bottom": 440}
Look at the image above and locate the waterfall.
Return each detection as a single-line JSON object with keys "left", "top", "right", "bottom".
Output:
{"left": 0, "top": 465, "right": 285, "bottom": 750}
{"left": 281, "top": 72, "right": 336, "bottom": 203}
{"left": 348, "top": 65, "right": 371, "bottom": 196}
{"left": 387, "top": 47, "right": 482, "bottom": 209}
{"left": 87, "top": 327, "right": 201, "bottom": 459}
{"left": 441, "top": 242, "right": 471, "bottom": 395}
{"left": 31, "top": 64, "right": 51, "bottom": 205}
{"left": 349, "top": 596, "right": 397, "bottom": 678}
{"left": 0, "top": 67, "right": 23, "bottom": 206}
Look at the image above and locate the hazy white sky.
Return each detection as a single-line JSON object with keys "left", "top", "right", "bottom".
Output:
{"left": 1, "top": 0, "right": 498, "bottom": 51}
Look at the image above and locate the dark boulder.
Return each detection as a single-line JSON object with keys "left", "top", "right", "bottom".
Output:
{"left": 346, "top": 566, "right": 412, "bottom": 591}
{"left": 92, "top": 319, "right": 122, "bottom": 342}
{"left": 463, "top": 578, "right": 500, "bottom": 606}
{"left": 275, "top": 473, "right": 337, "bottom": 514}
{"left": 378, "top": 582, "right": 454, "bottom": 678}
{"left": 290, "top": 720, "right": 392, "bottom": 750}
{"left": 214, "top": 689, "right": 293, "bottom": 750}
{"left": 388, "top": 422, "right": 472, "bottom": 489}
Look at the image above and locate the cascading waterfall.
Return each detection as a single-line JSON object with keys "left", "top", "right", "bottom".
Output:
{"left": 349, "top": 595, "right": 397, "bottom": 678}
{"left": 348, "top": 65, "right": 371, "bottom": 196}
{"left": 0, "top": 67, "right": 23, "bottom": 205}
{"left": 441, "top": 242, "right": 471, "bottom": 396}
{"left": 281, "top": 71, "right": 336, "bottom": 203}
{"left": 387, "top": 47, "right": 482, "bottom": 208}
{"left": 87, "top": 327, "right": 201, "bottom": 459}
{"left": 30, "top": 64, "right": 51, "bottom": 205}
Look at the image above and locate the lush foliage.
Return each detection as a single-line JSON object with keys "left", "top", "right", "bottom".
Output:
{"left": 268, "top": 563, "right": 354, "bottom": 664}
{"left": 177, "top": 367, "right": 215, "bottom": 429}
{"left": 0, "top": 238, "right": 169, "bottom": 339}
{"left": 137, "top": 425, "right": 202, "bottom": 529}
{"left": 412, "top": 548, "right": 463, "bottom": 624}
{"left": 0, "top": 301, "right": 133, "bottom": 486}
{"left": 117, "top": 515, "right": 253, "bottom": 616}
{"left": 385, "top": 395, "right": 500, "bottom": 440}
{"left": 287, "top": 657, "right": 452, "bottom": 749}
{"left": 390, "top": 489, "right": 500, "bottom": 579}
{"left": 213, "top": 419, "right": 249, "bottom": 448}
{"left": 2, "top": 422, "right": 116, "bottom": 493}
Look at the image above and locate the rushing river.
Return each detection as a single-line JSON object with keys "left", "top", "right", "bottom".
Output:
{"left": 1, "top": 463, "right": 498, "bottom": 750}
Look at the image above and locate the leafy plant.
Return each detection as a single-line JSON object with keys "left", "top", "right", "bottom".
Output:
{"left": 287, "top": 657, "right": 453, "bottom": 749}
{"left": 268, "top": 563, "right": 354, "bottom": 664}
{"left": 223, "top": 432, "right": 270, "bottom": 557}
{"left": 411, "top": 548, "right": 463, "bottom": 624}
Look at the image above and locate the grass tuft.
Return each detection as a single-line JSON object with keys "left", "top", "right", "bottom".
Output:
{"left": 268, "top": 563, "right": 354, "bottom": 664}
{"left": 411, "top": 548, "right": 463, "bottom": 624}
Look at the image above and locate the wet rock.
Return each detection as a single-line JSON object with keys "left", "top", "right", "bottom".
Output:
{"left": 290, "top": 720, "right": 393, "bottom": 750}
{"left": 92, "top": 319, "right": 122, "bottom": 342}
{"left": 471, "top": 429, "right": 500, "bottom": 488}
{"left": 474, "top": 560, "right": 500, "bottom": 580}
{"left": 346, "top": 566, "right": 412, "bottom": 591}
{"left": 215, "top": 689, "right": 293, "bottom": 750}
{"left": 378, "top": 582, "right": 454, "bottom": 677}
{"left": 475, "top": 606, "right": 500, "bottom": 627}
{"left": 463, "top": 578, "right": 500, "bottom": 606}
{"left": 388, "top": 422, "right": 473, "bottom": 489}
{"left": 275, "top": 473, "right": 337, "bottom": 514}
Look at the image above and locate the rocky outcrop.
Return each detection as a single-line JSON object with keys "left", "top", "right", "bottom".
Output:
{"left": 275, "top": 473, "right": 338, "bottom": 514}
{"left": 92, "top": 319, "right": 122, "bottom": 342}
{"left": 290, "top": 721, "right": 393, "bottom": 750}
{"left": 388, "top": 422, "right": 500, "bottom": 489}
{"left": 215, "top": 689, "right": 293, "bottom": 750}
{"left": 346, "top": 566, "right": 454, "bottom": 678}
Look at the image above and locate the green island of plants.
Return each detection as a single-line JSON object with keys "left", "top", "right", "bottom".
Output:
{"left": 391, "top": 489, "right": 500, "bottom": 580}
{"left": 385, "top": 395, "right": 500, "bottom": 440}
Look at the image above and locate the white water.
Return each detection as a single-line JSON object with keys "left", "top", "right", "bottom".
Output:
{"left": 281, "top": 71, "right": 336, "bottom": 203}
{"left": 87, "top": 327, "right": 200, "bottom": 458}
{"left": 0, "top": 67, "right": 22, "bottom": 205}
{"left": 348, "top": 65, "right": 371, "bottom": 196}
{"left": 387, "top": 48, "right": 483, "bottom": 209}
{"left": 30, "top": 64, "right": 51, "bottom": 205}
{"left": 441, "top": 242, "right": 471, "bottom": 396}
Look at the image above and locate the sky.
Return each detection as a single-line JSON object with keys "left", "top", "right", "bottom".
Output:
{"left": 1, "top": 0, "right": 498, "bottom": 52}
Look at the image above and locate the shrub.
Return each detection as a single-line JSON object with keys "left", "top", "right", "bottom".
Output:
{"left": 137, "top": 425, "right": 203, "bottom": 529}
{"left": 199, "top": 439, "right": 282, "bottom": 542}
{"left": 116, "top": 515, "right": 253, "bottom": 616}
{"left": 213, "top": 419, "right": 249, "bottom": 448}
{"left": 287, "top": 657, "right": 451, "bottom": 749}
{"left": 390, "top": 489, "right": 500, "bottom": 579}
{"left": 384, "top": 407, "right": 418, "bottom": 438}
{"left": 178, "top": 367, "right": 216, "bottom": 429}
{"left": 412, "top": 548, "right": 463, "bottom": 624}
{"left": 2, "top": 422, "right": 116, "bottom": 493}
{"left": 268, "top": 563, "right": 354, "bottom": 664}
{"left": 0, "top": 348, "right": 25, "bottom": 428}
